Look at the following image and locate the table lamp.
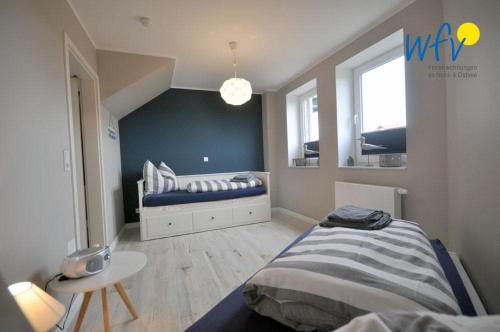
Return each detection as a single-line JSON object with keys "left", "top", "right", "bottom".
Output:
{"left": 8, "top": 281, "right": 66, "bottom": 332}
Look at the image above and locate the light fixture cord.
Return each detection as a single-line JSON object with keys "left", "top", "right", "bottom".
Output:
{"left": 232, "top": 48, "right": 237, "bottom": 78}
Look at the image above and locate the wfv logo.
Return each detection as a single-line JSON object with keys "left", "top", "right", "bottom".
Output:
{"left": 405, "top": 22, "right": 480, "bottom": 62}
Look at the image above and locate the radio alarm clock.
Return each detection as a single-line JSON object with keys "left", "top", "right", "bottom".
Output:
{"left": 60, "top": 246, "right": 111, "bottom": 278}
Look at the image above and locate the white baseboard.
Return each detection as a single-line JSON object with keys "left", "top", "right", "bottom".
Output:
{"left": 109, "top": 224, "right": 127, "bottom": 252}
{"left": 271, "top": 207, "right": 320, "bottom": 225}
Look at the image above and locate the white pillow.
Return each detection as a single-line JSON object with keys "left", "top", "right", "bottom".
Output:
{"left": 143, "top": 160, "right": 175, "bottom": 194}
{"left": 158, "top": 162, "right": 179, "bottom": 191}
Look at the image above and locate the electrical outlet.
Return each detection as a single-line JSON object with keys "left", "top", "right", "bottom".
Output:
{"left": 67, "top": 238, "right": 76, "bottom": 255}
{"left": 136, "top": 208, "right": 140, "bottom": 214}
{"left": 203, "top": 156, "right": 209, "bottom": 162}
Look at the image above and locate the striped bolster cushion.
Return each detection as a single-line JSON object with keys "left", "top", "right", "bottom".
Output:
{"left": 186, "top": 178, "right": 262, "bottom": 193}
{"left": 243, "top": 220, "right": 460, "bottom": 331}
{"left": 143, "top": 160, "right": 175, "bottom": 195}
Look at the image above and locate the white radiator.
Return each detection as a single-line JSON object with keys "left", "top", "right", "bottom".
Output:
{"left": 335, "top": 182, "right": 407, "bottom": 219}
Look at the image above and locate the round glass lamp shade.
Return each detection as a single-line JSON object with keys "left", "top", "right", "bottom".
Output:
{"left": 219, "top": 78, "right": 252, "bottom": 106}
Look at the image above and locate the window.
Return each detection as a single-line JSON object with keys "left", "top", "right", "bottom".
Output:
{"left": 299, "top": 90, "right": 319, "bottom": 143}
{"left": 356, "top": 53, "right": 406, "bottom": 134}
{"left": 335, "top": 29, "right": 407, "bottom": 168}
{"left": 286, "top": 79, "right": 319, "bottom": 167}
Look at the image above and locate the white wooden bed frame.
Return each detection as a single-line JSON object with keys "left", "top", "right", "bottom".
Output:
{"left": 138, "top": 171, "right": 271, "bottom": 241}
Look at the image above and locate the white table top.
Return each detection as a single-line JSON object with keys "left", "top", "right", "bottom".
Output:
{"left": 50, "top": 251, "right": 147, "bottom": 293}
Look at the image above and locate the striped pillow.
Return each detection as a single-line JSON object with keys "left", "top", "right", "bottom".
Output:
{"left": 186, "top": 178, "right": 262, "bottom": 193}
{"left": 143, "top": 160, "right": 175, "bottom": 195}
{"left": 158, "top": 162, "right": 179, "bottom": 190}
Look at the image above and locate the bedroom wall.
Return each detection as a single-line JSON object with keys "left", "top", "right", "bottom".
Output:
{"left": 443, "top": 0, "right": 500, "bottom": 314}
{"left": 101, "top": 106, "right": 125, "bottom": 245}
{"left": 262, "top": 93, "right": 280, "bottom": 207}
{"left": 265, "top": 0, "right": 449, "bottom": 240}
{"left": 0, "top": 0, "right": 96, "bottom": 307}
{"left": 119, "top": 88, "right": 264, "bottom": 223}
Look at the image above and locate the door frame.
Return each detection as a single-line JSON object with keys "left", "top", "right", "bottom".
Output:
{"left": 63, "top": 33, "right": 107, "bottom": 248}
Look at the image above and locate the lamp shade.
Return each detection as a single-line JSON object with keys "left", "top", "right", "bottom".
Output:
{"left": 8, "top": 282, "right": 65, "bottom": 332}
{"left": 219, "top": 77, "right": 252, "bottom": 106}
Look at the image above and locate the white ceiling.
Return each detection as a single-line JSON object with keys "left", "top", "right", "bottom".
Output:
{"left": 69, "top": 0, "right": 412, "bottom": 92}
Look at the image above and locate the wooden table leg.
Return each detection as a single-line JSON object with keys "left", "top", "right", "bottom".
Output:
{"left": 101, "top": 288, "right": 110, "bottom": 332}
{"left": 74, "top": 291, "right": 92, "bottom": 332}
{"left": 114, "top": 282, "right": 138, "bottom": 320}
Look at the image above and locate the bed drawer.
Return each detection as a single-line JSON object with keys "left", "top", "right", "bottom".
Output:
{"left": 193, "top": 208, "right": 233, "bottom": 231}
{"left": 233, "top": 203, "right": 269, "bottom": 225}
{"left": 146, "top": 212, "right": 193, "bottom": 238}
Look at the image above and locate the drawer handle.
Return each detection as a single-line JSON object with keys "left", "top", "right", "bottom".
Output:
{"left": 211, "top": 216, "right": 215, "bottom": 220}
{"left": 249, "top": 211, "right": 253, "bottom": 215}
{"left": 168, "top": 222, "right": 172, "bottom": 226}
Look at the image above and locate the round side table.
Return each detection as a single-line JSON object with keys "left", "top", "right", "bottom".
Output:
{"left": 50, "top": 251, "right": 147, "bottom": 332}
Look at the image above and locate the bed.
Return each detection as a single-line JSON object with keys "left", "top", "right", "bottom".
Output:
{"left": 138, "top": 171, "right": 271, "bottom": 241}
{"left": 186, "top": 225, "right": 484, "bottom": 332}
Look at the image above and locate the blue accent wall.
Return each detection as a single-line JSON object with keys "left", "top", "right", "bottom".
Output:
{"left": 119, "top": 88, "right": 264, "bottom": 223}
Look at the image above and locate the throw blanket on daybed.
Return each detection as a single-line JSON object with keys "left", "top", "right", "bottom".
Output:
{"left": 243, "top": 220, "right": 460, "bottom": 331}
{"left": 187, "top": 178, "right": 262, "bottom": 193}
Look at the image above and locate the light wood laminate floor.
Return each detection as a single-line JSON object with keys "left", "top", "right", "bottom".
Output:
{"left": 70, "top": 216, "right": 310, "bottom": 332}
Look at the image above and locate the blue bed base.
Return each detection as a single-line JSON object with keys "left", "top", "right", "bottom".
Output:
{"left": 187, "top": 227, "right": 476, "bottom": 332}
{"left": 143, "top": 186, "right": 267, "bottom": 207}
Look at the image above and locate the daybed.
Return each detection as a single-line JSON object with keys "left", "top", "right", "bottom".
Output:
{"left": 138, "top": 171, "right": 271, "bottom": 241}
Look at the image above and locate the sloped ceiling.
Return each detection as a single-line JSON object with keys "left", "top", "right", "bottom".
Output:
{"left": 98, "top": 50, "right": 174, "bottom": 99}
{"left": 97, "top": 50, "right": 175, "bottom": 118}
{"left": 69, "top": 0, "right": 413, "bottom": 92}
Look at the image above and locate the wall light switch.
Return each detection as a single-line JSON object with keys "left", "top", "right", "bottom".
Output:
{"left": 203, "top": 157, "right": 209, "bottom": 162}
{"left": 63, "top": 150, "right": 71, "bottom": 172}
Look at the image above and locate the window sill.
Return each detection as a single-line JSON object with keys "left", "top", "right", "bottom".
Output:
{"left": 338, "top": 166, "right": 407, "bottom": 170}
{"left": 289, "top": 166, "right": 320, "bottom": 169}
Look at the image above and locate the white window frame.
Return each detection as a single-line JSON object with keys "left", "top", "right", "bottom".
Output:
{"left": 353, "top": 46, "right": 406, "bottom": 163}
{"left": 298, "top": 88, "right": 318, "bottom": 151}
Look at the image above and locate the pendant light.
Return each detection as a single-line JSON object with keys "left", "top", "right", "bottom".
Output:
{"left": 220, "top": 41, "right": 252, "bottom": 106}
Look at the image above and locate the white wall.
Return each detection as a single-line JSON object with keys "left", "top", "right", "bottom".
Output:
{"left": 443, "top": 0, "right": 500, "bottom": 314}
{"left": 101, "top": 106, "right": 125, "bottom": 244}
{"left": 0, "top": 0, "right": 96, "bottom": 286}
{"left": 262, "top": 94, "right": 279, "bottom": 207}
{"left": 265, "top": 0, "right": 449, "bottom": 240}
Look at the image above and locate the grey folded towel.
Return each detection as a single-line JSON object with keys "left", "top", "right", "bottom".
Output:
{"left": 320, "top": 205, "right": 392, "bottom": 230}
{"left": 230, "top": 173, "right": 256, "bottom": 183}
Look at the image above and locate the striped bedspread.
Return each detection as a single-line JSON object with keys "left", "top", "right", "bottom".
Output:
{"left": 186, "top": 178, "right": 262, "bottom": 193}
{"left": 336, "top": 312, "right": 500, "bottom": 332}
{"left": 243, "top": 220, "right": 460, "bottom": 331}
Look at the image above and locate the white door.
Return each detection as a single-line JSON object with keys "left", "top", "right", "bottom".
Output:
{"left": 71, "top": 76, "right": 89, "bottom": 249}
